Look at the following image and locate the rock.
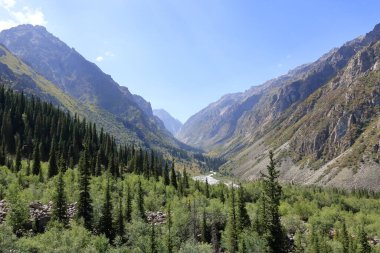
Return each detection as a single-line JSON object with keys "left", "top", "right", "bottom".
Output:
{"left": 146, "top": 211, "right": 167, "bottom": 225}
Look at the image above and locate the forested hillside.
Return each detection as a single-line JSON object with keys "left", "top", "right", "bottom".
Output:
{"left": 0, "top": 87, "right": 379, "bottom": 252}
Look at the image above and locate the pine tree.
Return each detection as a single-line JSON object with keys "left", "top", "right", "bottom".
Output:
{"left": 201, "top": 208, "right": 208, "bottom": 243}
{"left": 339, "top": 220, "right": 350, "bottom": 253}
{"left": 261, "top": 151, "right": 285, "bottom": 253}
{"left": 226, "top": 186, "right": 238, "bottom": 253}
{"left": 136, "top": 179, "right": 145, "bottom": 220}
{"left": 95, "top": 149, "right": 102, "bottom": 176}
{"left": 32, "top": 142, "right": 41, "bottom": 175}
{"left": 52, "top": 169, "right": 68, "bottom": 225}
{"left": 77, "top": 150, "right": 93, "bottom": 230}
{"left": 170, "top": 161, "right": 177, "bottom": 189}
{"left": 150, "top": 223, "right": 158, "bottom": 253}
{"left": 163, "top": 162, "right": 170, "bottom": 186}
{"left": 236, "top": 184, "right": 250, "bottom": 234}
{"left": 183, "top": 167, "right": 189, "bottom": 189}
{"left": 116, "top": 195, "right": 125, "bottom": 239}
{"left": 125, "top": 183, "right": 132, "bottom": 223}
{"left": 166, "top": 204, "right": 173, "bottom": 253}
{"left": 99, "top": 178, "right": 114, "bottom": 242}
{"left": 358, "top": 227, "right": 371, "bottom": 253}
{"left": 14, "top": 143, "right": 22, "bottom": 172}
{"left": 205, "top": 178, "right": 210, "bottom": 198}
{"left": 48, "top": 139, "right": 58, "bottom": 178}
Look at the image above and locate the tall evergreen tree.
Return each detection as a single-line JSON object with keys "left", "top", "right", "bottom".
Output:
{"left": 14, "top": 143, "right": 22, "bottom": 172}
{"left": 52, "top": 169, "right": 68, "bottom": 225}
{"left": 116, "top": 195, "right": 125, "bottom": 240}
{"left": 150, "top": 223, "right": 158, "bottom": 253}
{"left": 77, "top": 149, "right": 93, "bottom": 230}
{"left": 125, "top": 183, "right": 132, "bottom": 223}
{"left": 32, "top": 142, "right": 41, "bottom": 175}
{"left": 236, "top": 184, "right": 250, "bottom": 234}
{"left": 48, "top": 139, "right": 58, "bottom": 178}
{"left": 163, "top": 162, "right": 170, "bottom": 186}
{"left": 170, "top": 161, "right": 177, "bottom": 189}
{"left": 358, "top": 227, "right": 371, "bottom": 253}
{"left": 99, "top": 178, "right": 114, "bottom": 242}
{"left": 136, "top": 179, "right": 145, "bottom": 220}
{"left": 205, "top": 178, "right": 210, "bottom": 198}
{"left": 182, "top": 167, "right": 189, "bottom": 189}
{"left": 261, "top": 151, "right": 286, "bottom": 253}
{"left": 166, "top": 204, "right": 173, "bottom": 253}
{"left": 226, "top": 186, "right": 238, "bottom": 253}
{"left": 338, "top": 220, "right": 350, "bottom": 253}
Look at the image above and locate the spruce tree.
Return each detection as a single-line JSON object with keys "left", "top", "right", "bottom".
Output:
{"left": 339, "top": 220, "right": 350, "bottom": 253}
{"left": 163, "top": 162, "right": 170, "bottom": 186}
{"left": 136, "top": 179, "right": 145, "bottom": 220}
{"left": 15, "top": 143, "right": 22, "bottom": 172}
{"left": 99, "top": 178, "right": 114, "bottom": 242}
{"left": 125, "top": 183, "right": 132, "bottom": 223}
{"left": 226, "top": 186, "right": 238, "bottom": 253}
{"left": 32, "top": 142, "right": 41, "bottom": 175}
{"left": 201, "top": 208, "right": 208, "bottom": 243}
{"left": 261, "top": 151, "right": 285, "bottom": 253}
{"left": 77, "top": 149, "right": 93, "bottom": 230}
{"left": 183, "top": 167, "right": 189, "bottom": 189}
{"left": 170, "top": 161, "right": 177, "bottom": 189}
{"left": 236, "top": 184, "right": 250, "bottom": 234}
{"left": 48, "top": 139, "right": 58, "bottom": 178}
{"left": 166, "top": 204, "right": 173, "bottom": 253}
{"left": 358, "top": 227, "right": 371, "bottom": 253}
{"left": 52, "top": 169, "right": 68, "bottom": 225}
{"left": 205, "top": 178, "right": 210, "bottom": 198}
{"left": 150, "top": 223, "right": 158, "bottom": 253}
{"left": 116, "top": 195, "right": 125, "bottom": 240}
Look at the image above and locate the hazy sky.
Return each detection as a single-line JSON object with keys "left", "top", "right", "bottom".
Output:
{"left": 0, "top": 0, "right": 380, "bottom": 122}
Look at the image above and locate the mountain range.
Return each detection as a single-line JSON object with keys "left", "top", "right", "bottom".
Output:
{"left": 1, "top": 23, "right": 380, "bottom": 189}
{"left": 0, "top": 25, "right": 200, "bottom": 165}
{"left": 178, "top": 23, "right": 380, "bottom": 189}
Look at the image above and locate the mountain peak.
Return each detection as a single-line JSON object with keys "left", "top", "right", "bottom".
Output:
{"left": 153, "top": 109, "right": 183, "bottom": 136}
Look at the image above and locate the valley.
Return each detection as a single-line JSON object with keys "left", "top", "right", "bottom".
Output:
{"left": 0, "top": 7, "right": 379, "bottom": 252}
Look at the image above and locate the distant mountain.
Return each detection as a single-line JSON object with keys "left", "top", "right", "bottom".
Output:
{"left": 153, "top": 109, "right": 182, "bottom": 135}
{"left": 178, "top": 23, "right": 380, "bottom": 189}
{"left": 0, "top": 25, "right": 195, "bottom": 158}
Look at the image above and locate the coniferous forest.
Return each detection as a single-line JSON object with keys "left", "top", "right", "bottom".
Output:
{"left": 0, "top": 87, "right": 380, "bottom": 252}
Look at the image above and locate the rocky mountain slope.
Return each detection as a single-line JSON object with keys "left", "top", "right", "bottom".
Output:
{"left": 153, "top": 109, "right": 182, "bottom": 135}
{"left": 0, "top": 25, "right": 192, "bottom": 155}
{"left": 178, "top": 23, "right": 380, "bottom": 189}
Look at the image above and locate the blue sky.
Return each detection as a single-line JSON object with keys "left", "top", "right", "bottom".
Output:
{"left": 0, "top": 0, "right": 379, "bottom": 122}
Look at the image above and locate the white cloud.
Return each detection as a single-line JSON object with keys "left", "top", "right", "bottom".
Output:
{"left": 1, "top": 0, "right": 16, "bottom": 10}
{"left": 96, "top": 56, "right": 104, "bottom": 62}
{"left": 12, "top": 7, "right": 47, "bottom": 26}
{"left": 0, "top": 1, "right": 47, "bottom": 31}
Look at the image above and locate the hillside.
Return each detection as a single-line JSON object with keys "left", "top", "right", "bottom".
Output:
{"left": 153, "top": 109, "right": 183, "bottom": 135}
{"left": 178, "top": 23, "right": 380, "bottom": 189}
{"left": 0, "top": 25, "right": 192, "bottom": 156}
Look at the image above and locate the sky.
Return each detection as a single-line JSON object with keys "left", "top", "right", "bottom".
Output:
{"left": 0, "top": 1, "right": 379, "bottom": 122}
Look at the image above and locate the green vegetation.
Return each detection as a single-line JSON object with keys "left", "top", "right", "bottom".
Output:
{"left": 0, "top": 87, "right": 380, "bottom": 252}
